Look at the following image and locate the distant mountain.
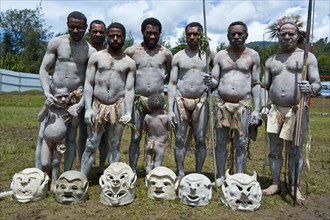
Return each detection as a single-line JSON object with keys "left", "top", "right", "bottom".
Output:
{"left": 246, "top": 41, "right": 276, "bottom": 48}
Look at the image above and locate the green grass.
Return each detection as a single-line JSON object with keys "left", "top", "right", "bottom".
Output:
{"left": 0, "top": 91, "right": 329, "bottom": 219}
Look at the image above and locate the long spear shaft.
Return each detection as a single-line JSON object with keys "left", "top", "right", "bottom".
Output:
{"left": 293, "top": 0, "right": 313, "bottom": 206}
{"left": 202, "top": 0, "right": 217, "bottom": 189}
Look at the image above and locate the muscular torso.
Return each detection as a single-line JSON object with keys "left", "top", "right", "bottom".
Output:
{"left": 216, "top": 49, "right": 255, "bottom": 103}
{"left": 266, "top": 50, "right": 305, "bottom": 107}
{"left": 174, "top": 49, "right": 208, "bottom": 99}
{"left": 51, "top": 35, "right": 91, "bottom": 92}
{"left": 92, "top": 51, "right": 134, "bottom": 105}
{"left": 125, "top": 44, "right": 170, "bottom": 97}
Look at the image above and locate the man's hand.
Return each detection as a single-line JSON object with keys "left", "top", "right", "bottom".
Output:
{"left": 67, "top": 103, "right": 81, "bottom": 117}
{"left": 203, "top": 73, "right": 212, "bottom": 86}
{"left": 168, "top": 112, "right": 177, "bottom": 128}
{"left": 250, "top": 110, "right": 260, "bottom": 125}
{"left": 260, "top": 107, "right": 269, "bottom": 122}
{"left": 203, "top": 73, "right": 217, "bottom": 87}
{"left": 85, "top": 109, "right": 95, "bottom": 125}
{"left": 119, "top": 114, "right": 131, "bottom": 125}
{"left": 298, "top": 80, "right": 312, "bottom": 94}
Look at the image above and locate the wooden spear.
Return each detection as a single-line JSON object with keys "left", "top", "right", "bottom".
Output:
{"left": 293, "top": 0, "right": 313, "bottom": 206}
{"left": 202, "top": 0, "right": 218, "bottom": 190}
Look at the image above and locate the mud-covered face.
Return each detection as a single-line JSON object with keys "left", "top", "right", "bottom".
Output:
{"left": 55, "top": 170, "right": 88, "bottom": 204}
{"left": 99, "top": 162, "right": 136, "bottom": 206}
{"left": 178, "top": 173, "right": 212, "bottom": 206}
{"left": 11, "top": 168, "right": 49, "bottom": 203}
{"left": 278, "top": 23, "right": 299, "bottom": 52}
{"left": 221, "top": 170, "right": 262, "bottom": 211}
{"left": 146, "top": 166, "right": 177, "bottom": 200}
{"left": 67, "top": 18, "right": 86, "bottom": 41}
{"left": 227, "top": 24, "right": 248, "bottom": 49}
{"left": 142, "top": 24, "right": 160, "bottom": 49}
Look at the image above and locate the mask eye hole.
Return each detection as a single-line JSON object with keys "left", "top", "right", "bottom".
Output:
{"left": 71, "top": 185, "right": 78, "bottom": 191}
{"left": 151, "top": 181, "right": 156, "bottom": 186}
{"left": 60, "top": 184, "right": 66, "bottom": 189}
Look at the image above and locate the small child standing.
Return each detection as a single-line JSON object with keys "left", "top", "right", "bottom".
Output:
{"left": 37, "top": 87, "right": 75, "bottom": 191}
{"left": 143, "top": 94, "right": 171, "bottom": 174}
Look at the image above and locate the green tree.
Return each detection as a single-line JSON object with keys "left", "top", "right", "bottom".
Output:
{"left": 170, "top": 31, "right": 186, "bottom": 55}
{"left": 216, "top": 42, "right": 227, "bottom": 52}
{"left": 317, "top": 54, "right": 330, "bottom": 77}
{"left": 0, "top": 5, "right": 53, "bottom": 73}
{"left": 123, "top": 30, "right": 134, "bottom": 51}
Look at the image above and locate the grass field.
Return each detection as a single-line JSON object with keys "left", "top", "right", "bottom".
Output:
{"left": 0, "top": 91, "right": 329, "bottom": 219}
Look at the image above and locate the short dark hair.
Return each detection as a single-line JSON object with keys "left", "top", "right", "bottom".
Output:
{"left": 107, "top": 22, "right": 126, "bottom": 38}
{"left": 141, "top": 17, "right": 162, "bottom": 33}
{"left": 148, "top": 94, "right": 165, "bottom": 112}
{"left": 185, "top": 22, "right": 203, "bottom": 33}
{"left": 227, "top": 21, "right": 248, "bottom": 34}
{"left": 89, "top": 20, "right": 106, "bottom": 30}
{"left": 67, "top": 11, "right": 87, "bottom": 27}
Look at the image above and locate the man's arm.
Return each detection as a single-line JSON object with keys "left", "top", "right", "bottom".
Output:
{"left": 83, "top": 55, "right": 97, "bottom": 124}
{"left": 122, "top": 60, "right": 136, "bottom": 121}
{"left": 165, "top": 49, "right": 173, "bottom": 76}
{"left": 250, "top": 52, "right": 261, "bottom": 124}
{"left": 167, "top": 57, "right": 179, "bottom": 125}
{"left": 306, "top": 52, "right": 321, "bottom": 95}
{"left": 39, "top": 38, "right": 58, "bottom": 100}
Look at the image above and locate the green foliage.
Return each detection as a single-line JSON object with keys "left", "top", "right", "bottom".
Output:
{"left": 0, "top": 5, "right": 53, "bottom": 73}
{"left": 216, "top": 42, "right": 227, "bottom": 52}
{"left": 197, "top": 32, "right": 211, "bottom": 59}
{"left": 317, "top": 54, "right": 330, "bottom": 76}
{"left": 123, "top": 30, "right": 134, "bottom": 51}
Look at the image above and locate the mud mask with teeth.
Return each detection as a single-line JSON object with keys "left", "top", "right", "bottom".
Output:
{"left": 221, "top": 170, "right": 262, "bottom": 211}
{"left": 54, "top": 170, "right": 88, "bottom": 204}
{"left": 178, "top": 173, "right": 212, "bottom": 206}
{"left": 11, "top": 168, "right": 49, "bottom": 203}
{"left": 146, "top": 166, "right": 177, "bottom": 200}
{"left": 99, "top": 162, "right": 137, "bottom": 206}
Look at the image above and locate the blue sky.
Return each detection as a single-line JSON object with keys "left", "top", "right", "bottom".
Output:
{"left": 1, "top": 0, "right": 329, "bottom": 49}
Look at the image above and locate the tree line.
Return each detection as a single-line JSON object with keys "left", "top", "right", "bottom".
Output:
{"left": 1, "top": 7, "right": 329, "bottom": 77}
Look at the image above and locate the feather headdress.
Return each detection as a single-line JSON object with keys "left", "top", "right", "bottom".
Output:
{"left": 268, "top": 15, "right": 306, "bottom": 44}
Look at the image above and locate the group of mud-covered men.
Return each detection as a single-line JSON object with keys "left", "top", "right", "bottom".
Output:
{"left": 35, "top": 11, "right": 321, "bottom": 205}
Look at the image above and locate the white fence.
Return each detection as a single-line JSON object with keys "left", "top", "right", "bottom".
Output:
{"left": 0, "top": 69, "right": 50, "bottom": 92}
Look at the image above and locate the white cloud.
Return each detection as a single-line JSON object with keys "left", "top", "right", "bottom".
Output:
{"left": 1, "top": 0, "right": 329, "bottom": 49}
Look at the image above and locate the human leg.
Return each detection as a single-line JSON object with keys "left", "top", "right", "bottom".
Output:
{"left": 128, "top": 107, "right": 144, "bottom": 173}
{"left": 77, "top": 109, "right": 87, "bottom": 163}
{"left": 287, "top": 107, "right": 308, "bottom": 204}
{"left": 262, "top": 133, "right": 283, "bottom": 195}
{"left": 146, "top": 143, "right": 154, "bottom": 175}
{"left": 173, "top": 103, "right": 189, "bottom": 177}
{"left": 98, "top": 134, "right": 109, "bottom": 173}
{"left": 51, "top": 150, "right": 61, "bottom": 192}
{"left": 64, "top": 117, "right": 79, "bottom": 171}
{"left": 40, "top": 140, "right": 52, "bottom": 178}
{"left": 214, "top": 126, "right": 230, "bottom": 185}
{"left": 106, "top": 122, "right": 124, "bottom": 164}
{"left": 234, "top": 108, "right": 249, "bottom": 173}
{"left": 35, "top": 120, "right": 45, "bottom": 169}
{"left": 193, "top": 102, "right": 208, "bottom": 173}
{"left": 80, "top": 125, "right": 104, "bottom": 176}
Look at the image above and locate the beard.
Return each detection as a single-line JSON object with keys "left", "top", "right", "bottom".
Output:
{"left": 108, "top": 40, "right": 124, "bottom": 50}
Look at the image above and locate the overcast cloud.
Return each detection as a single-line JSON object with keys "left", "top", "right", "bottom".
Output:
{"left": 1, "top": 0, "right": 329, "bottom": 49}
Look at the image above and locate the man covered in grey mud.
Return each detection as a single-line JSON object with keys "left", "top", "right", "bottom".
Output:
{"left": 124, "top": 17, "right": 172, "bottom": 174}
{"left": 204, "top": 21, "right": 261, "bottom": 186}
{"left": 168, "top": 22, "right": 211, "bottom": 178}
{"left": 37, "top": 11, "right": 96, "bottom": 171}
{"left": 261, "top": 15, "right": 321, "bottom": 205}
{"left": 81, "top": 22, "right": 135, "bottom": 176}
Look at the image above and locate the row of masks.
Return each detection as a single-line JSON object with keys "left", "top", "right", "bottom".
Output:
{"left": 8, "top": 163, "right": 262, "bottom": 211}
